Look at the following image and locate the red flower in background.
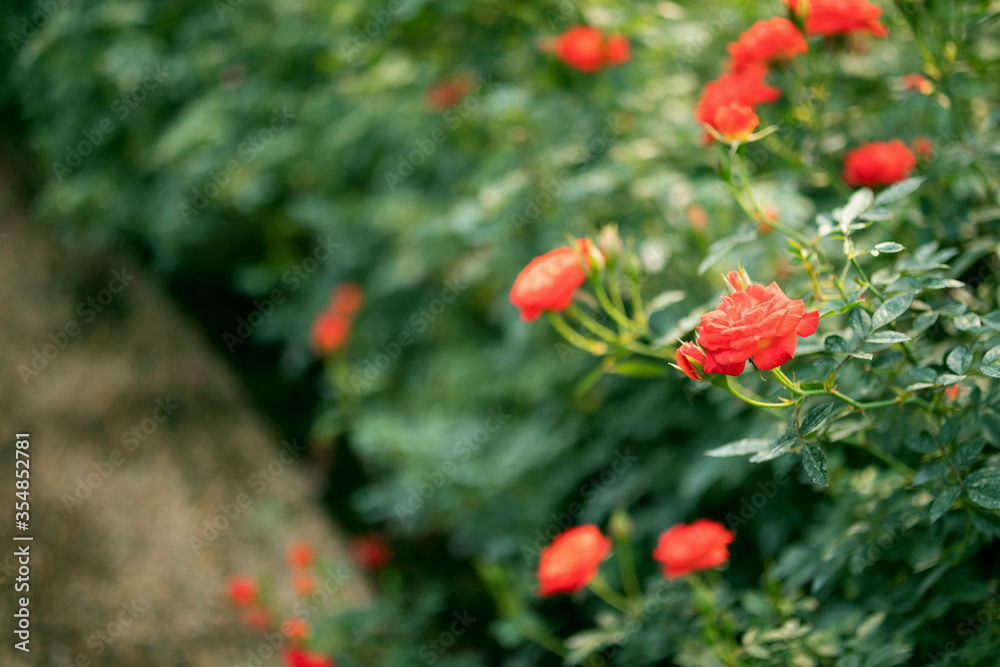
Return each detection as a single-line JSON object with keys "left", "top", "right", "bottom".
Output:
{"left": 287, "top": 542, "right": 315, "bottom": 569}
{"left": 902, "top": 73, "right": 934, "bottom": 95}
{"left": 537, "top": 525, "right": 611, "bottom": 596}
{"left": 551, "top": 26, "right": 630, "bottom": 72}
{"left": 676, "top": 341, "right": 707, "bottom": 382}
{"left": 786, "top": 0, "right": 888, "bottom": 37}
{"left": 241, "top": 608, "right": 271, "bottom": 631}
{"left": 282, "top": 647, "right": 336, "bottom": 667}
{"left": 711, "top": 103, "right": 759, "bottom": 143}
{"left": 329, "top": 283, "right": 365, "bottom": 318}
{"left": 695, "top": 281, "right": 819, "bottom": 375}
{"left": 351, "top": 534, "right": 392, "bottom": 571}
{"left": 653, "top": 520, "right": 735, "bottom": 579}
{"left": 696, "top": 64, "right": 781, "bottom": 132}
{"left": 727, "top": 18, "right": 808, "bottom": 72}
{"left": 227, "top": 575, "right": 258, "bottom": 607}
{"left": 427, "top": 76, "right": 471, "bottom": 112}
{"left": 281, "top": 617, "right": 310, "bottom": 641}
{"left": 312, "top": 282, "right": 365, "bottom": 356}
{"left": 510, "top": 240, "right": 596, "bottom": 322}
{"left": 911, "top": 136, "right": 934, "bottom": 161}
{"left": 842, "top": 140, "right": 916, "bottom": 187}
{"left": 311, "top": 313, "right": 350, "bottom": 355}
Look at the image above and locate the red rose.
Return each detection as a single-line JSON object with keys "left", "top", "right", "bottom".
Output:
{"left": 286, "top": 541, "right": 315, "bottom": 569}
{"left": 351, "top": 534, "right": 392, "bottom": 571}
{"left": 727, "top": 18, "right": 808, "bottom": 72}
{"left": 537, "top": 525, "right": 611, "bottom": 596}
{"left": 786, "top": 0, "right": 888, "bottom": 38}
{"left": 695, "top": 281, "right": 819, "bottom": 375}
{"left": 676, "top": 341, "right": 707, "bottom": 381}
{"left": 282, "top": 647, "right": 336, "bottom": 667}
{"left": 695, "top": 64, "right": 781, "bottom": 131}
{"left": 842, "top": 140, "right": 916, "bottom": 187}
{"left": 711, "top": 103, "right": 759, "bottom": 143}
{"left": 227, "top": 575, "right": 257, "bottom": 607}
{"left": 330, "top": 283, "right": 365, "bottom": 318}
{"left": 311, "top": 312, "right": 350, "bottom": 355}
{"left": 427, "top": 76, "right": 471, "bottom": 112}
{"left": 552, "top": 26, "right": 630, "bottom": 72}
{"left": 653, "top": 519, "right": 735, "bottom": 579}
{"left": 292, "top": 574, "right": 316, "bottom": 596}
{"left": 510, "top": 240, "right": 595, "bottom": 322}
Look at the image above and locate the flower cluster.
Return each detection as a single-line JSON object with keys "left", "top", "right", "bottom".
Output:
{"left": 311, "top": 283, "right": 364, "bottom": 356}
{"left": 537, "top": 520, "right": 734, "bottom": 597}
{"left": 677, "top": 271, "right": 820, "bottom": 379}
{"left": 546, "top": 26, "right": 630, "bottom": 73}
{"left": 226, "top": 542, "right": 336, "bottom": 667}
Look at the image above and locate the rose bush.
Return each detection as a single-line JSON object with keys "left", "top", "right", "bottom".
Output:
{"left": 4, "top": 0, "right": 1000, "bottom": 664}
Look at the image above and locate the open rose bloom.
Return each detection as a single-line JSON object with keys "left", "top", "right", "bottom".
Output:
{"left": 551, "top": 26, "right": 630, "bottom": 72}
{"left": 727, "top": 17, "right": 808, "bottom": 72}
{"left": 696, "top": 281, "right": 819, "bottom": 376}
{"left": 653, "top": 520, "right": 735, "bottom": 579}
{"left": 510, "top": 240, "right": 595, "bottom": 321}
{"left": 843, "top": 140, "right": 917, "bottom": 187}
{"left": 696, "top": 64, "right": 781, "bottom": 133}
{"left": 537, "top": 525, "right": 611, "bottom": 596}
{"left": 786, "top": 0, "right": 888, "bottom": 37}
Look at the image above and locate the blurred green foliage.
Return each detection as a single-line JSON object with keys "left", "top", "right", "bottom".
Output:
{"left": 4, "top": 0, "right": 1000, "bottom": 664}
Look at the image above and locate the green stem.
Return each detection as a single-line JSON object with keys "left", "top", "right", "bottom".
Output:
{"left": 850, "top": 256, "right": 884, "bottom": 300}
{"left": 588, "top": 575, "right": 632, "bottom": 614}
{"left": 547, "top": 313, "right": 607, "bottom": 357}
{"left": 590, "top": 275, "right": 639, "bottom": 333}
{"left": 566, "top": 305, "right": 618, "bottom": 342}
{"left": 520, "top": 624, "right": 567, "bottom": 658}
{"left": 841, "top": 438, "right": 915, "bottom": 478}
{"left": 715, "top": 376, "right": 793, "bottom": 409}
{"left": 614, "top": 534, "right": 642, "bottom": 602}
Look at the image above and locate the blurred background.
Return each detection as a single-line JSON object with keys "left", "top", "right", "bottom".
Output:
{"left": 1, "top": 0, "right": 998, "bottom": 666}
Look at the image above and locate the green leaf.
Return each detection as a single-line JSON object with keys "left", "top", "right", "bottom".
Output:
{"left": 865, "top": 331, "right": 910, "bottom": 344}
{"left": 929, "top": 486, "right": 962, "bottom": 522}
{"left": 970, "top": 511, "right": 1000, "bottom": 538}
{"left": 872, "top": 177, "right": 925, "bottom": 205}
{"left": 801, "top": 443, "right": 829, "bottom": 486}
{"left": 824, "top": 334, "right": 850, "bottom": 353}
{"left": 913, "top": 461, "right": 951, "bottom": 486}
{"left": 840, "top": 188, "right": 874, "bottom": 229}
{"left": 800, "top": 403, "right": 834, "bottom": 435}
{"left": 955, "top": 438, "right": 986, "bottom": 469}
{"left": 946, "top": 345, "right": 973, "bottom": 375}
{"left": 981, "top": 362, "right": 1000, "bottom": 379}
{"left": 850, "top": 308, "right": 872, "bottom": 340}
{"left": 871, "top": 242, "right": 904, "bottom": 255}
{"left": 981, "top": 311, "right": 1000, "bottom": 332}
{"left": 955, "top": 313, "right": 982, "bottom": 332}
{"left": 904, "top": 432, "right": 938, "bottom": 454}
{"left": 706, "top": 438, "right": 771, "bottom": 458}
{"left": 964, "top": 467, "right": 1000, "bottom": 509}
{"left": 871, "top": 293, "right": 913, "bottom": 330}
{"left": 644, "top": 290, "right": 686, "bottom": 315}
{"left": 911, "top": 311, "right": 938, "bottom": 331}
{"left": 939, "top": 417, "right": 960, "bottom": 444}
{"left": 985, "top": 346, "right": 1000, "bottom": 365}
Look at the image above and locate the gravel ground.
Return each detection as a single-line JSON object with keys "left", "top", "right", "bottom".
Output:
{"left": 0, "top": 187, "right": 370, "bottom": 667}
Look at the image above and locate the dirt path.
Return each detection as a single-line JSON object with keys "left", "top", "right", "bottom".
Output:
{"left": 0, "top": 194, "right": 370, "bottom": 666}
